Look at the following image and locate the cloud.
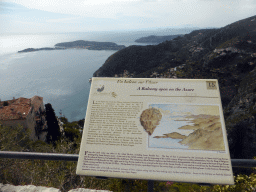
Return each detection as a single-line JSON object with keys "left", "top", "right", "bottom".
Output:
{"left": 46, "top": 17, "right": 81, "bottom": 23}
{"left": 83, "top": 0, "right": 141, "bottom": 5}
{"left": 5, "top": 0, "right": 255, "bottom": 21}
{"left": 5, "top": 0, "right": 201, "bottom": 19}
{"left": 2, "top": 0, "right": 256, "bottom": 33}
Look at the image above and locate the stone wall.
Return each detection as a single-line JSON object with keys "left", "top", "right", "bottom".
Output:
{"left": 0, "top": 183, "right": 113, "bottom": 192}
{"left": 0, "top": 119, "right": 27, "bottom": 130}
{"left": 26, "top": 107, "right": 37, "bottom": 141}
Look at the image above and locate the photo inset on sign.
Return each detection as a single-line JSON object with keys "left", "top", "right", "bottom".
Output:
{"left": 140, "top": 104, "right": 225, "bottom": 151}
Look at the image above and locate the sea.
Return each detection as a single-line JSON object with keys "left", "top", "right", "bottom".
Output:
{"left": 0, "top": 30, "right": 190, "bottom": 122}
{"left": 0, "top": 31, "right": 154, "bottom": 122}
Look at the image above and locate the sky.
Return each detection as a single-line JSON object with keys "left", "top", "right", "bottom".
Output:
{"left": 1, "top": 0, "right": 256, "bottom": 33}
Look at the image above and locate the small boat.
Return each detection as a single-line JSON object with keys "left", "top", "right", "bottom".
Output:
{"left": 89, "top": 78, "right": 92, "bottom": 83}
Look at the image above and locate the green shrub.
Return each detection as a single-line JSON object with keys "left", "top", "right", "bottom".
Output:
{"left": 1, "top": 123, "right": 256, "bottom": 191}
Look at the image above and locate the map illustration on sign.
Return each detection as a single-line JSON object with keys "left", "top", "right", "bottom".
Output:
{"left": 143, "top": 104, "right": 225, "bottom": 151}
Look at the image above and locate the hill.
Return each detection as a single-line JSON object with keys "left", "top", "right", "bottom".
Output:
{"left": 135, "top": 34, "right": 183, "bottom": 44}
{"left": 55, "top": 40, "right": 125, "bottom": 50}
{"left": 93, "top": 15, "right": 256, "bottom": 175}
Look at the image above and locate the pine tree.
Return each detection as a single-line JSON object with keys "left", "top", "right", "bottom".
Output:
{"left": 45, "top": 103, "right": 61, "bottom": 144}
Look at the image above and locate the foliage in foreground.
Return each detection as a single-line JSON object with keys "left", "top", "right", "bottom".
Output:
{"left": 0, "top": 121, "right": 256, "bottom": 192}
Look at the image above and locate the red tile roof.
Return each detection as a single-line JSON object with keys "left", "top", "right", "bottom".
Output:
{"left": 0, "top": 96, "right": 43, "bottom": 121}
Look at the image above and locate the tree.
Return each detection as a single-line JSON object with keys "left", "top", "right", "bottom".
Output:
{"left": 3, "top": 101, "right": 8, "bottom": 106}
{"left": 45, "top": 103, "right": 61, "bottom": 144}
{"left": 77, "top": 119, "right": 85, "bottom": 128}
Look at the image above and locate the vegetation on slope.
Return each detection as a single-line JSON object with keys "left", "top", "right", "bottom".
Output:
{"left": 91, "top": 15, "right": 256, "bottom": 190}
{"left": 1, "top": 122, "right": 256, "bottom": 191}
{"left": 93, "top": 15, "right": 256, "bottom": 171}
{"left": 135, "top": 34, "right": 182, "bottom": 43}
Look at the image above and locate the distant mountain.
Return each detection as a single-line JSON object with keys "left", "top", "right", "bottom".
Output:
{"left": 135, "top": 35, "right": 183, "bottom": 44}
{"left": 93, "top": 15, "right": 256, "bottom": 176}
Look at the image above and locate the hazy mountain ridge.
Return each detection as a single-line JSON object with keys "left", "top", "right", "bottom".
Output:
{"left": 93, "top": 15, "right": 256, "bottom": 175}
{"left": 135, "top": 34, "right": 183, "bottom": 44}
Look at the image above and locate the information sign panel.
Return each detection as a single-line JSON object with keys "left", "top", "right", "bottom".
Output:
{"left": 76, "top": 77, "right": 234, "bottom": 185}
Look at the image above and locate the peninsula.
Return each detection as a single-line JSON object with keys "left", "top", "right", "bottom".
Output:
{"left": 18, "top": 47, "right": 66, "bottom": 53}
{"left": 18, "top": 40, "right": 126, "bottom": 53}
{"left": 55, "top": 40, "right": 126, "bottom": 50}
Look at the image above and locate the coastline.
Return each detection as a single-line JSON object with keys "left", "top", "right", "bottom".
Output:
{"left": 18, "top": 40, "right": 126, "bottom": 53}
{"left": 153, "top": 114, "right": 225, "bottom": 151}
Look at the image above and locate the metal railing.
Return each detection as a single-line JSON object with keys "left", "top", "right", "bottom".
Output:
{"left": 0, "top": 151, "right": 78, "bottom": 161}
{"left": 1, "top": 151, "right": 256, "bottom": 168}
{"left": 1, "top": 151, "right": 256, "bottom": 192}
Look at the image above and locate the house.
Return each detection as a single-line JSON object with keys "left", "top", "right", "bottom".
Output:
{"left": 0, "top": 96, "right": 47, "bottom": 141}
{"left": 214, "top": 48, "right": 224, "bottom": 53}
{"left": 150, "top": 71, "right": 159, "bottom": 78}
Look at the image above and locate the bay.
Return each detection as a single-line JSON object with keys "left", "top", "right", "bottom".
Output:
{"left": 0, "top": 32, "right": 158, "bottom": 122}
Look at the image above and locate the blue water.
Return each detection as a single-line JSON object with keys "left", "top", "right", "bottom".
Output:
{"left": 0, "top": 32, "right": 159, "bottom": 122}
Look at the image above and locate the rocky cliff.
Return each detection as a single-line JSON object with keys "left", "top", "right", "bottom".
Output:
{"left": 93, "top": 15, "right": 256, "bottom": 175}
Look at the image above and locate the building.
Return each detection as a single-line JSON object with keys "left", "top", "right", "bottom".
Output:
{"left": 0, "top": 96, "right": 47, "bottom": 141}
